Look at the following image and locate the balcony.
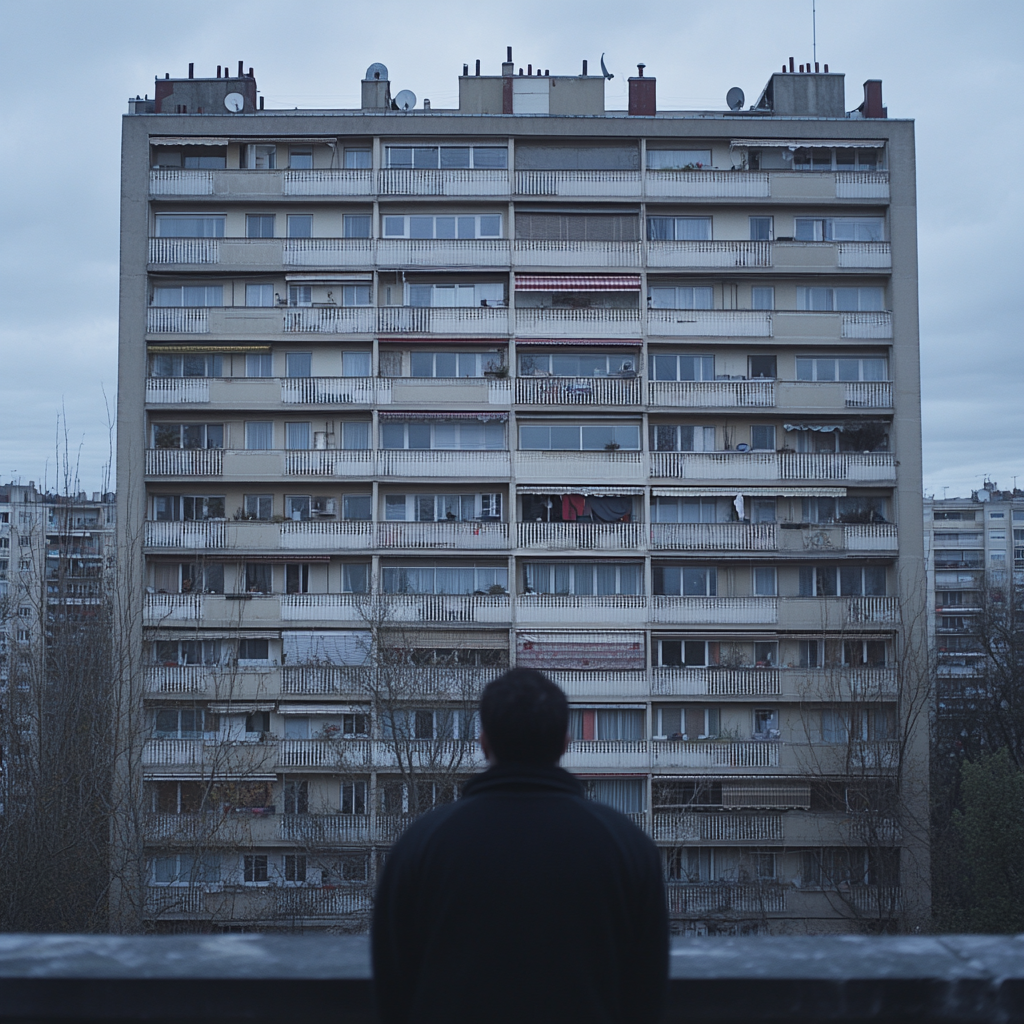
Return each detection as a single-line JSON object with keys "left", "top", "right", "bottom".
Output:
{"left": 515, "top": 450, "right": 645, "bottom": 485}
{"left": 652, "top": 813, "right": 784, "bottom": 843}
{"left": 143, "top": 594, "right": 204, "bottom": 622}
{"left": 517, "top": 522, "right": 646, "bottom": 553}
{"left": 515, "top": 170, "right": 641, "bottom": 197}
{"left": 376, "top": 521, "right": 509, "bottom": 550}
{"left": 378, "top": 168, "right": 509, "bottom": 196}
{"left": 284, "top": 451, "right": 374, "bottom": 477}
{"left": 773, "top": 311, "right": 893, "bottom": 341}
{"left": 776, "top": 380, "right": 893, "bottom": 411}
{"left": 284, "top": 170, "right": 374, "bottom": 196}
{"left": 513, "top": 240, "right": 642, "bottom": 268}
{"left": 376, "top": 239, "right": 510, "bottom": 268}
{"left": 515, "top": 375, "right": 641, "bottom": 406}
{"left": 378, "top": 306, "right": 509, "bottom": 335}
{"left": 649, "top": 451, "right": 896, "bottom": 483}
{"left": 282, "top": 308, "right": 376, "bottom": 334}
{"left": 141, "top": 738, "right": 276, "bottom": 774}
{"left": 144, "top": 666, "right": 213, "bottom": 694}
{"left": 377, "top": 449, "right": 511, "bottom": 478}
{"left": 652, "top": 668, "right": 781, "bottom": 697}
{"left": 279, "top": 814, "right": 371, "bottom": 842}
{"left": 646, "top": 171, "right": 771, "bottom": 199}
{"left": 146, "top": 378, "right": 210, "bottom": 404}
{"left": 143, "top": 520, "right": 373, "bottom": 552}
{"left": 548, "top": 669, "right": 649, "bottom": 698}
{"left": 279, "top": 377, "right": 377, "bottom": 405}
{"left": 384, "top": 377, "right": 511, "bottom": 407}
{"left": 280, "top": 593, "right": 511, "bottom": 625}
{"left": 561, "top": 740, "right": 649, "bottom": 769}
{"left": 145, "top": 594, "right": 287, "bottom": 627}
{"left": 145, "top": 521, "right": 226, "bottom": 548}
{"left": 650, "top": 596, "right": 778, "bottom": 625}
{"left": 666, "top": 883, "right": 787, "bottom": 914}
{"left": 648, "top": 380, "right": 775, "bottom": 408}
{"left": 281, "top": 665, "right": 372, "bottom": 696}
{"left": 649, "top": 523, "right": 776, "bottom": 553}
{"left": 516, "top": 594, "right": 647, "bottom": 626}
{"left": 515, "top": 308, "right": 641, "bottom": 338}
{"left": 647, "top": 241, "right": 771, "bottom": 269}
{"left": 647, "top": 309, "right": 772, "bottom": 338}
{"left": 777, "top": 523, "right": 898, "bottom": 553}
{"left": 149, "top": 168, "right": 375, "bottom": 197}
{"left": 778, "top": 596, "right": 899, "bottom": 629}
{"left": 771, "top": 241, "right": 891, "bottom": 271}
{"left": 654, "top": 741, "right": 780, "bottom": 769}
{"left": 280, "top": 521, "right": 375, "bottom": 550}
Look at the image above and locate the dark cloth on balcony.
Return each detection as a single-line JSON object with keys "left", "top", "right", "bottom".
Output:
{"left": 372, "top": 762, "right": 667, "bottom": 1024}
{"left": 562, "top": 493, "right": 587, "bottom": 521}
{"left": 588, "top": 495, "right": 632, "bottom": 523}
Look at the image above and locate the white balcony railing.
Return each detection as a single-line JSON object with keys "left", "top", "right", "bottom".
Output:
{"left": 280, "top": 593, "right": 511, "bottom": 624}
{"left": 283, "top": 308, "right": 376, "bottom": 334}
{"left": 280, "top": 378, "right": 377, "bottom": 404}
{"left": 378, "top": 449, "right": 511, "bottom": 478}
{"left": 646, "top": 171, "right": 771, "bottom": 199}
{"left": 650, "top": 451, "right": 896, "bottom": 482}
{"left": 278, "top": 739, "right": 368, "bottom": 768}
{"left": 149, "top": 239, "right": 219, "bottom": 264}
{"left": 846, "top": 597, "right": 899, "bottom": 624}
{"left": 648, "top": 380, "right": 775, "bottom": 408}
{"left": 781, "top": 452, "right": 896, "bottom": 482}
{"left": 650, "top": 596, "right": 778, "bottom": 625}
{"left": 514, "top": 308, "right": 641, "bottom": 338}
{"left": 517, "top": 522, "right": 646, "bottom": 552}
{"left": 283, "top": 169, "right": 373, "bottom": 195}
{"left": 384, "top": 377, "right": 510, "bottom": 406}
{"left": 515, "top": 376, "right": 641, "bottom": 405}
{"left": 150, "top": 170, "right": 214, "bottom": 195}
{"left": 146, "top": 449, "right": 223, "bottom": 476}
{"left": 378, "top": 169, "right": 510, "bottom": 196}
{"left": 652, "top": 813, "right": 784, "bottom": 843}
{"left": 513, "top": 240, "right": 642, "bottom": 268}
{"left": 146, "top": 378, "right": 210, "bottom": 403}
{"left": 376, "top": 239, "right": 511, "bottom": 267}
{"left": 844, "top": 382, "right": 893, "bottom": 408}
{"left": 515, "top": 170, "right": 641, "bottom": 197}
{"left": 146, "top": 308, "right": 210, "bottom": 334}
{"left": 282, "top": 239, "right": 374, "bottom": 267}
{"left": 516, "top": 594, "right": 648, "bottom": 625}
{"left": 279, "top": 814, "right": 370, "bottom": 842}
{"left": 145, "top": 521, "right": 226, "bottom": 548}
{"left": 841, "top": 312, "right": 892, "bottom": 339}
{"left": 144, "top": 666, "right": 212, "bottom": 694}
{"left": 279, "top": 521, "right": 374, "bottom": 550}
{"left": 548, "top": 670, "right": 649, "bottom": 698}
{"left": 561, "top": 740, "right": 649, "bottom": 769}
{"left": 667, "top": 884, "right": 787, "bottom": 914}
{"left": 275, "top": 887, "right": 373, "bottom": 917}
{"left": 284, "top": 450, "right": 374, "bottom": 477}
{"left": 375, "top": 521, "right": 509, "bottom": 550}
{"left": 647, "top": 309, "right": 772, "bottom": 337}
{"left": 653, "top": 741, "right": 780, "bottom": 769}
{"left": 378, "top": 306, "right": 509, "bottom": 335}
{"left": 143, "top": 594, "right": 204, "bottom": 622}
{"left": 142, "top": 739, "right": 203, "bottom": 765}
{"left": 646, "top": 241, "right": 771, "bottom": 268}
{"left": 652, "top": 668, "right": 782, "bottom": 697}
{"left": 837, "top": 242, "right": 892, "bottom": 269}
{"left": 834, "top": 172, "right": 890, "bottom": 199}
{"left": 649, "top": 523, "right": 776, "bottom": 552}
{"left": 843, "top": 523, "right": 899, "bottom": 551}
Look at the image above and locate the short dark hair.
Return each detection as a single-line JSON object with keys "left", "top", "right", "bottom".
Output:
{"left": 479, "top": 669, "right": 569, "bottom": 766}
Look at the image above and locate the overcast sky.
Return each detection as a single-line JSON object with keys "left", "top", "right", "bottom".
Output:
{"left": 0, "top": 0, "right": 1021, "bottom": 497}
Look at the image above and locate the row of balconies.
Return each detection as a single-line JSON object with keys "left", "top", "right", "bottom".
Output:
{"left": 143, "top": 664, "right": 898, "bottom": 701}
{"left": 146, "top": 377, "right": 893, "bottom": 412}
{"left": 143, "top": 520, "right": 898, "bottom": 555}
{"left": 145, "top": 306, "right": 892, "bottom": 340}
{"left": 141, "top": 737, "right": 899, "bottom": 773}
{"left": 147, "top": 237, "right": 891, "bottom": 271}
{"left": 149, "top": 167, "right": 890, "bottom": 201}
{"left": 144, "top": 449, "right": 897, "bottom": 484}
{"left": 142, "top": 592, "right": 899, "bottom": 628}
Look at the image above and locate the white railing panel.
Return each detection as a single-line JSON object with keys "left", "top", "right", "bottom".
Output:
{"left": 650, "top": 452, "right": 779, "bottom": 481}
{"left": 376, "top": 521, "right": 509, "bottom": 551}
{"left": 548, "top": 670, "right": 649, "bottom": 698}
{"left": 650, "top": 597, "right": 778, "bottom": 625}
{"left": 144, "top": 666, "right": 211, "bottom": 694}
{"left": 834, "top": 172, "right": 890, "bottom": 199}
{"left": 515, "top": 375, "right": 640, "bottom": 406}
{"left": 648, "top": 380, "right": 774, "bottom": 408}
{"left": 846, "top": 597, "right": 898, "bottom": 624}
{"left": 646, "top": 171, "right": 770, "bottom": 198}
{"left": 515, "top": 170, "right": 641, "bottom": 197}
{"left": 646, "top": 241, "right": 771, "bottom": 268}
{"left": 561, "top": 740, "right": 649, "bottom": 769}
{"left": 285, "top": 450, "right": 374, "bottom": 477}
{"left": 667, "top": 884, "right": 786, "bottom": 914}
{"left": 652, "top": 668, "right": 781, "bottom": 697}
{"left": 145, "top": 521, "right": 226, "bottom": 548}
{"left": 514, "top": 308, "right": 641, "bottom": 338}
{"left": 378, "top": 450, "right": 511, "bottom": 478}
{"left": 281, "top": 666, "right": 372, "bottom": 695}
{"left": 647, "top": 309, "right": 772, "bottom": 338}
{"left": 515, "top": 450, "right": 646, "bottom": 484}
{"left": 278, "top": 739, "right": 369, "bottom": 768}
{"left": 513, "top": 240, "right": 642, "bottom": 267}
{"left": 148, "top": 238, "right": 219, "bottom": 264}
{"left": 279, "top": 595, "right": 364, "bottom": 623}
{"left": 779, "top": 453, "right": 896, "bottom": 482}
{"left": 516, "top": 595, "right": 648, "bottom": 626}
{"left": 376, "top": 239, "right": 511, "bottom": 267}
{"left": 837, "top": 242, "right": 891, "bottom": 268}
{"left": 283, "top": 169, "right": 373, "bottom": 195}
{"left": 279, "top": 814, "right": 371, "bottom": 842}
{"left": 650, "top": 523, "right": 776, "bottom": 552}
{"left": 379, "top": 169, "right": 510, "bottom": 196}
{"left": 283, "top": 239, "right": 374, "bottom": 266}
{"left": 150, "top": 170, "right": 214, "bottom": 195}
{"left": 280, "top": 378, "right": 377, "bottom": 404}
{"left": 143, "top": 594, "right": 204, "bottom": 622}
{"left": 146, "top": 378, "right": 211, "bottom": 403}
{"left": 652, "top": 813, "right": 784, "bottom": 843}
{"left": 146, "top": 308, "right": 210, "bottom": 334}
{"left": 279, "top": 521, "right": 374, "bottom": 550}
{"left": 275, "top": 887, "right": 373, "bottom": 917}
{"left": 145, "top": 449, "right": 223, "bottom": 476}
{"left": 844, "top": 524, "right": 898, "bottom": 551}
{"left": 841, "top": 312, "right": 892, "bottom": 339}
{"left": 517, "top": 522, "right": 646, "bottom": 552}
{"left": 142, "top": 739, "right": 203, "bottom": 765}
{"left": 283, "top": 308, "right": 376, "bottom": 334}
{"left": 378, "top": 306, "right": 509, "bottom": 335}
{"left": 844, "top": 382, "right": 892, "bottom": 408}
{"left": 383, "top": 594, "right": 512, "bottom": 624}
{"left": 653, "top": 741, "right": 780, "bottom": 769}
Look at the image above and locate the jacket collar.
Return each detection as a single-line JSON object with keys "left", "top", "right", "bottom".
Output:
{"left": 462, "top": 761, "right": 583, "bottom": 799}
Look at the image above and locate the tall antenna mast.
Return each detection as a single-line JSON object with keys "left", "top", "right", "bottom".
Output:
{"left": 812, "top": 0, "right": 817, "bottom": 64}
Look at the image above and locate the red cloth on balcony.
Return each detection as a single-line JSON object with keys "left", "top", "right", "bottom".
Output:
{"left": 562, "top": 494, "right": 587, "bottom": 521}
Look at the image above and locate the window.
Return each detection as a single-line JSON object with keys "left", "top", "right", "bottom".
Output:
{"left": 344, "top": 149, "right": 372, "bottom": 169}
{"left": 796, "top": 356, "right": 888, "bottom": 381}
{"left": 152, "top": 853, "right": 221, "bottom": 885}
{"left": 244, "top": 855, "right": 269, "bottom": 884}
{"left": 517, "top": 352, "right": 636, "bottom": 378}
{"left": 343, "top": 495, "right": 372, "bottom": 520}
{"left": 570, "top": 708, "right": 644, "bottom": 741}
{"left": 385, "top": 493, "right": 499, "bottom": 523}
{"left": 749, "top": 355, "right": 776, "bottom": 379}
{"left": 153, "top": 709, "right": 216, "bottom": 739}
{"left": 153, "top": 639, "right": 223, "bottom": 668}
{"left": 151, "top": 285, "right": 223, "bottom": 307}
{"left": 754, "top": 641, "right": 778, "bottom": 667}
{"left": 655, "top": 639, "right": 717, "bottom": 668}
{"left": 285, "top": 496, "right": 311, "bottom": 521}
{"left": 288, "top": 147, "right": 313, "bottom": 169}
{"left": 406, "top": 282, "right": 504, "bottom": 307}
{"left": 843, "top": 640, "right": 887, "bottom": 668}
{"left": 153, "top": 146, "right": 227, "bottom": 170}
{"left": 749, "top": 216, "right": 773, "bottom": 241}
{"left": 383, "top": 214, "right": 502, "bottom": 239}
{"left": 285, "top": 352, "right": 312, "bottom": 378}
{"left": 753, "top": 566, "right": 777, "bottom": 596}
{"left": 803, "top": 496, "right": 888, "bottom": 524}
{"left": 650, "top": 353, "right": 714, "bottom": 382}
{"left": 382, "top": 564, "right": 507, "bottom": 595}
{"left": 518, "top": 424, "right": 639, "bottom": 452}
{"left": 343, "top": 214, "right": 372, "bottom": 238}
{"left": 410, "top": 351, "right": 500, "bottom": 378}
{"left": 245, "top": 563, "right": 273, "bottom": 593}
{"left": 750, "top": 425, "right": 776, "bottom": 451}
{"left": 342, "top": 284, "right": 372, "bottom": 306}
{"left": 150, "top": 353, "right": 223, "bottom": 377}
{"left": 152, "top": 423, "right": 224, "bottom": 449}
{"left": 646, "top": 149, "right": 711, "bottom": 170}
{"left": 154, "top": 215, "right": 225, "bottom": 238}
{"left": 652, "top": 497, "right": 733, "bottom": 524}
{"left": 751, "top": 286, "right": 775, "bottom": 310}
{"left": 989, "top": 511, "right": 1005, "bottom": 519}
{"left": 285, "top": 563, "right": 310, "bottom": 594}
{"left": 653, "top": 566, "right": 717, "bottom": 596}
{"left": 342, "top": 351, "right": 372, "bottom": 377}
{"left": 284, "top": 855, "right": 307, "bottom": 883}
{"left": 326, "top": 853, "right": 369, "bottom": 883}
{"left": 798, "top": 640, "right": 821, "bottom": 669}
{"left": 246, "top": 353, "right": 273, "bottom": 377}
{"left": 284, "top": 780, "right": 308, "bottom": 814}
{"left": 385, "top": 145, "right": 507, "bottom": 169}
{"left": 17, "top": 629, "right": 31, "bottom": 642}
{"left": 753, "top": 708, "right": 779, "bottom": 738}
{"left": 989, "top": 531, "right": 1007, "bottom": 542}
{"left": 246, "top": 711, "right": 270, "bottom": 734}
{"left": 751, "top": 498, "right": 776, "bottom": 523}
{"left": 934, "top": 510, "right": 976, "bottom": 521}
{"left": 342, "top": 713, "right": 368, "bottom": 736}
{"left": 245, "top": 284, "right": 275, "bottom": 307}
{"left": 382, "top": 419, "right": 505, "bottom": 451}
{"left": 794, "top": 217, "right": 884, "bottom": 242}
{"left": 651, "top": 425, "right": 715, "bottom": 452}
{"left": 341, "top": 781, "right": 367, "bottom": 815}
{"left": 243, "top": 494, "right": 273, "bottom": 520}
{"left": 523, "top": 562, "right": 642, "bottom": 596}
{"left": 340, "top": 422, "right": 370, "bottom": 450}
{"left": 648, "top": 286, "right": 713, "bottom": 309}
{"left": 245, "top": 421, "right": 273, "bottom": 450}
{"left": 153, "top": 495, "right": 226, "bottom": 521}
{"left": 283, "top": 717, "right": 309, "bottom": 739}
{"left": 238, "top": 638, "right": 270, "bottom": 662}
{"left": 246, "top": 145, "right": 276, "bottom": 169}
{"left": 799, "top": 565, "right": 886, "bottom": 596}
{"left": 797, "top": 287, "right": 885, "bottom": 312}
{"left": 288, "top": 285, "right": 312, "bottom": 307}
{"left": 647, "top": 217, "right": 712, "bottom": 241}
{"left": 246, "top": 214, "right": 275, "bottom": 239}
{"left": 586, "top": 779, "right": 645, "bottom": 813}
{"left": 342, "top": 563, "right": 369, "bottom": 593}
{"left": 287, "top": 215, "right": 312, "bottom": 238}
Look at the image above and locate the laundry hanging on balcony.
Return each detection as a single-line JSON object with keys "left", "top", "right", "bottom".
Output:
{"left": 514, "top": 275, "right": 642, "bottom": 291}
{"left": 783, "top": 423, "right": 845, "bottom": 432}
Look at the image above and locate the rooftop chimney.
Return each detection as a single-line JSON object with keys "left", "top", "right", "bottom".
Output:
{"left": 502, "top": 46, "right": 514, "bottom": 76}
{"left": 859, "top": 79, "right": 887, "bottom": 118}
{"left": 628, "top": 63, "right": 656, "bottom": 115}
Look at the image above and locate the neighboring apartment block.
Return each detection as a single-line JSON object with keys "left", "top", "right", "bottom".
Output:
{"left": 118, "top": 51, "right": 928, "bottom": 933}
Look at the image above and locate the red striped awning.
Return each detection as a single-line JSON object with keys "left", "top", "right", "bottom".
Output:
{"left": 515, "top": 337, "right": 644, "bottom": 346}
{"left": 378, "top": 411, "right": 508, "bottom": 422}
{"left": 514, "top": 275, "right": 642, "bottom": 292}
{"left": 382, "top": 338, "right": 508, "bottom": 345}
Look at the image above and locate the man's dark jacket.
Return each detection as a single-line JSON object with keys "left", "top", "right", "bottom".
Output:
{"left": 372, "top": 762, "right": 668, "bottom": 1024}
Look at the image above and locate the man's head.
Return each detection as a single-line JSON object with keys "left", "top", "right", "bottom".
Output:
{"left": 478, "top": 669, "right": 569, "bottom": 766}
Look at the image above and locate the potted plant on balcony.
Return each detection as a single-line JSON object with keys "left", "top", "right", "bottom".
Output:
{"left": 604, "top": 441, "right": 621, "bottom": 451}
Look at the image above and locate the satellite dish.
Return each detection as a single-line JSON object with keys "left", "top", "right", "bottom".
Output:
{"left": 394, "top": 89, "right": 417, "bottom": 111}
{"left": 726, "top": 87, "right": 745, "bottom": 111}
{"left": 365, "top": 62, "right": 388, "bottom": 81}
{"left": 223, "top": 92, "right": 244, "bottom": 112}
{"left": 600, "top": 53, "right": 614, "bottom": 80}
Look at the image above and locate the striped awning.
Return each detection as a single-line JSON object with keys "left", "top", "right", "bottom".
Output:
{"left": 386, "top": 338, "right": 507, "bottom": 345}
{"left": 147, "top": 345, "right": 271, "bottom": 354}
{"left": 730, "top": 138, "right": 884, "bottom": 149}
{"left": 207, "top": 702, "right": 276, "bottom": 714}
{"left": 514, "top": 275, "right": 642, "bottom": 292}
{"left": 278, "top": 704, "right": 367, "bottom": 715}
{"left": 517, "top": 486, "right": 644, "bottom": 496}
{"left": 143, "top": 773, "right": 279, "bottom": 781}
{"left": 378, "top": 411, "right": 507, "bottom": 422}
{"left": 284, "top": 272, "right": 372, "bottom": 283}
{"left": 652, "top": 487, "right": 847, "bottom": 498}
{"left": 143, "top": 629, "right": 280, "bottom": 639}
{"left": 515, "top": 337, "right": 643, "bottom": 346}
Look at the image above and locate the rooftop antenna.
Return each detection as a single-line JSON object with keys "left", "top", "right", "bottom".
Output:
{"left": 942, "top": 487, "right": 949, "bottom": 499}
{"left": 812, "top": 0, "right": 817, "bottom": 65}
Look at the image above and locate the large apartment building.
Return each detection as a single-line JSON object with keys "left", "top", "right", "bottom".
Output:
{"left": 117, "top": 51, "right": 928, "bottom": 933}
